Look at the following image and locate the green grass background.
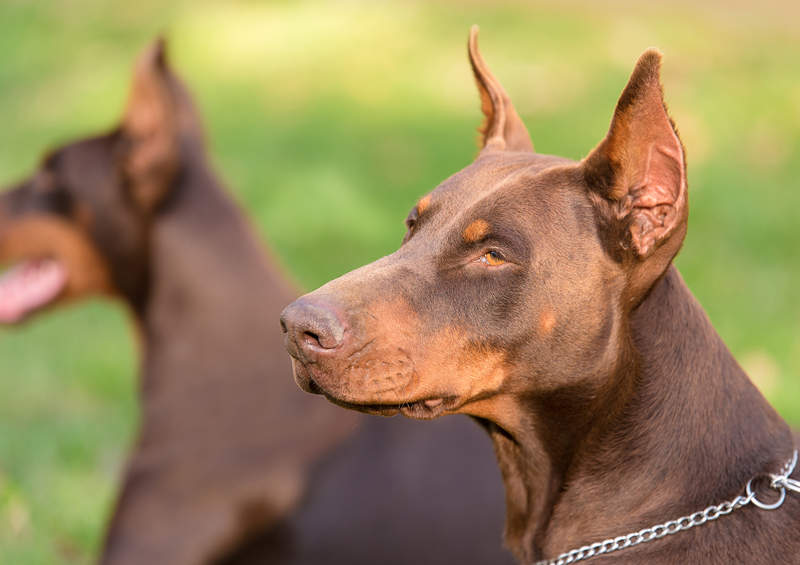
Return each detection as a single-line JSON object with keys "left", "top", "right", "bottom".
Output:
{"left": 0, "top": 1, "right": 798, "bottom": 562}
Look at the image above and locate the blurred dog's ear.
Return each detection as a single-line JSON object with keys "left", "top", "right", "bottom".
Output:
{"left": 120, "top": 38, "right": 177, "bottom": 211}
{"left": 583, "top": 49, "right": 687, "bottom": 260}
{"left": 468, "top": 26, "right": 533, "bottom": 152}
{"left": 120, "top": 38, "right": 204, "bottom": 211}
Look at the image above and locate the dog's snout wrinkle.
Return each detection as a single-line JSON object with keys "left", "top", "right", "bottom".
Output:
{"left": 345, "top": 338, "right": 376, "bottom": 361}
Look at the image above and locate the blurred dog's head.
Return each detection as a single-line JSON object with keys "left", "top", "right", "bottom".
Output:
{"left": 0, "top": 39, "right": 204, "bottom": 323}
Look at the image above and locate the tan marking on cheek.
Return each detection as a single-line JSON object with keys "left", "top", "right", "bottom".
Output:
{"left": 416, "top": 328, "right": 510, "bottom": 400}
{"left": 417, "top": 194, "right": 432, "bottom": 215}
{"left": 0, "top": 216, "right": 115, "bottom": 301}
{"left": 460, "top": 345, "right": 509, "bottom": 398}
{"left": 539, "top": 310, "right": 557, "bottom": 335}
{"left": 462, "top": 218, "right": 489, "bottom": 243}
{"left": 320, "top": 295, "right": 514, "bottom": 410}
{"left": 458, "top": 394, "right": 525, "bottom": 434}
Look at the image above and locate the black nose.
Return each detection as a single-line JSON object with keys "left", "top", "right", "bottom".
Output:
{"left": 280, "top": 297, "right": 347, "bottom": 357}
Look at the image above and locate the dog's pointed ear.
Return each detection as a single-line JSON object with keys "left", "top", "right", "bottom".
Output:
{"left": 468, "top": 26, "right": 533, "bottom": 152}
{"left": 583, "top": 49, "right": 687, "bottom": 260}
{"left": 120, "top": 38, "right": 203, "bottom": 211}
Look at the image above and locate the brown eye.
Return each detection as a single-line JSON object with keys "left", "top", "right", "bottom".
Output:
{"left": 402, "top": 207, "right": 419, "bottom": 243}
{"left": 478, "top": 250, "right": 506, "bottom": 267}
{"left": 405, "top": 208, "right": 419, "bottom": 230}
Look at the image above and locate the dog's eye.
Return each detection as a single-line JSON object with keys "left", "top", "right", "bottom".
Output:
{"left": 402, "top": 224, "right": 415, "bottom": 244}
{"left": 405, "top": 207, "right": 419, "bottom": 230}
{"left": 478, "top": 250, "right": 506, "bottom": 267}
{"left": 402, "top": 208, "right": 419, "bottom": 244}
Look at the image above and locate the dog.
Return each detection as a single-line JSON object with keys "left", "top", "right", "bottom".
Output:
{"left": 0, "top": 40, "right": 513, "bottom": 564}
{"left": 281, "top": 27, "right": 800, "bottom": 564}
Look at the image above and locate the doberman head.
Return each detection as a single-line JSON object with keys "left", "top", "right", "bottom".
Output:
{"left": 281, "top": 28, "right": 694, "bottom": 560}
{"left": 281, "top": 27, "right": 686, "bottom": 425}
{"left": 0, "top": 39, "right": 201, "bottom": 323}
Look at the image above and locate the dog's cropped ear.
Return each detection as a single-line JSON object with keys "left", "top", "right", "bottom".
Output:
{"left": 583, "top": 49, "right": 687, "bottom": 261}
{"left": 120, "top": 38, "right": 204, "bottom": 212}
{"left": 468, "top": 26, "right": 533, "bottom": 152}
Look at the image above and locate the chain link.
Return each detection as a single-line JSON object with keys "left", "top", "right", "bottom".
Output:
{"left": 534, "top": 450, "right": 798, "bottom": 565}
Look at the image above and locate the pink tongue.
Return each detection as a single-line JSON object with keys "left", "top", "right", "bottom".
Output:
{"left": 0, "top": 259, "right": 68, "bottom": 324}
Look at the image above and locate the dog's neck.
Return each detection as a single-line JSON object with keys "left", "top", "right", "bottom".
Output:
{"left": 130, "top": 149, "right": 355, "bottom": 455}
{"left": 103, "top": 149, "right": 358, "bottom": 565}
{"left": 138, "top": 152, "right": 293, "bottom": 365}
{"left": 492, "top": 266, "right": 792, "bottom": 563}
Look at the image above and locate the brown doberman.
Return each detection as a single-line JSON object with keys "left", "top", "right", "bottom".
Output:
{"left": 0, "top": 41, "right": 513, "bottom": 564}
{"left": 281, "top": 27, "right": 800, "bottom": 564}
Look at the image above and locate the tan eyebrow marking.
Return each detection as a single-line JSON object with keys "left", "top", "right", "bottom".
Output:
{"left": 462, "top": 219, "right": 490, "bottom": 243}
{"left": 417, "top": 194, "right": 432, "bottom": 215}
{"left": 539, "top": 310, "right": 557, "bottom": 336}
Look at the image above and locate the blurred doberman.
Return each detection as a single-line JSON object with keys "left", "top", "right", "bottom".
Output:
{"left": 0, "top": 41, "right": 513, "bottom": 564}
{"left": 282, "top": 27, "right": 800, "bottom": 564}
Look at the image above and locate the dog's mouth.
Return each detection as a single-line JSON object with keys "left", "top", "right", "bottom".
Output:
{"left": 290, "top": 354, "right": 457, "bottom": 420}
{"left": 0, "top": 258, "right": 68, "bottom": 324}
{"left": 324, "top": 393, "right": 456, "bottom": 420}
{"left": 302, "top": 374, "right": 455, "bottom": 420}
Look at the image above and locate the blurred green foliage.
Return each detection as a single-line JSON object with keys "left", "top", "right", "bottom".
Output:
{"left": 0, "top": 1, "right": 798, "bottom": 562}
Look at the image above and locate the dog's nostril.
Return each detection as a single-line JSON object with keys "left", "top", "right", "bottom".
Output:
{"left": 303, "top": 331, "right": 323, "bottom": 349}
{"left": 303, "top": 329, "right": 343, "bottom": 350}
{"left": 280, "top": 317, "right": 288, "bottom": 334}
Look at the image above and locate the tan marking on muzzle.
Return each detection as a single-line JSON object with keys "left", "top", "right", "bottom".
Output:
{"left": 310, "top": 297, "right": 420, "bottom": 401}
{"left": 462, "top": 218, "right": 490, "bottom": 243}
{"left": 339, "top": 314, "right": 511, "bottom": 407}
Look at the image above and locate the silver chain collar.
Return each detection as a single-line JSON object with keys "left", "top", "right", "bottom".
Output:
{"left": 534, "top": 450, "right": 800, "bottom": 565}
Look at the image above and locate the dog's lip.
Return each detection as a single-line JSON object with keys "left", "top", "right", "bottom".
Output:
{"left": 289, "top": 356, "right": 455, "bottom": 419}
{"left": 321, "top": 391, "right": 456, "bottom": 420}
{"left": 290, "top": 357, "right": 322, "bottom": 394}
